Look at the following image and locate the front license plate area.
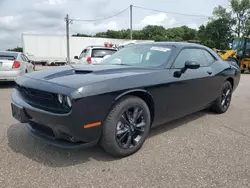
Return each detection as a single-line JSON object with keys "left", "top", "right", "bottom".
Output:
{"left": 11, "top": 103, "right": 29, "bottom": 123}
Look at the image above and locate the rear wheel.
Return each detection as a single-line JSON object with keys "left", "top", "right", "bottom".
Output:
{"left": 100, "top": 96, "right": 151, "bottom": 157}
{"left": 211, "top": 81, "right": 232, "bottom": 114}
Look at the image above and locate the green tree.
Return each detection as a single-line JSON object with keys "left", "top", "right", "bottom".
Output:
{"left": 72, "top": 33, "right": 92, "bottom": 37}
{"left": 213, "top": 0, "right": 250, "bottom": 37}
{"left": 165, "top": 26, "right": 197, "bottom": 41}
{"left": 197, "top": 18, "right": 232, "bottom": 49}
{"left": 231, "top": 0, "right": 250, "bottom": 36}
{"left": 7, "top": 46, "right": 23, "bottom": 52}
{"left": 141, "top": 25, "right": 167, "bottom": 40}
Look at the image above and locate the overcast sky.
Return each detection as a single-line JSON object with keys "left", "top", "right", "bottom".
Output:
{"left": 0, "top": 0, "right": 229, "bottom": 50}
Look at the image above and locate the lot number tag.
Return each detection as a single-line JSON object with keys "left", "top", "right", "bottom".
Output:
{"left": 150, "top": 46, "right": 171, "bottom": 52}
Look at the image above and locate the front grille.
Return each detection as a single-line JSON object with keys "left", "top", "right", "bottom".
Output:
{"left": 17, "top": 85, "right": 70, "bottom": 113}
{"left": 20, "top": 86, "right": 54, "bottom": 100}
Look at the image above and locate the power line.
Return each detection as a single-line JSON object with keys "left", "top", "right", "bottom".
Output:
{"left": 133, "top": 5, "right": 210, "bottom": 18}
{"left": 70, "top": 7, "right": 129, "bottom": 22}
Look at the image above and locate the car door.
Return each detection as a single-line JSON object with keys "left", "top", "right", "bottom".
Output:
{"left": 79, "top": 48, "right": 88, "bottom": 63}
{"left": 20, "top": 54, "right": 28, "bottom": 73}
{"left": 164, "top": 47, "right": 216, "bottom": 121}
{"left": 24, "top": 54, "right": 34, "bottom": 72}
{"left": 21, "top": 54, "right": 33, "bottom": 72}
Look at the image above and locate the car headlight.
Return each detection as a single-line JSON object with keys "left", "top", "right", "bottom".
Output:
{"left": 57, "top": 94, "right": 63, "bottom": 104}
{"left": 66, "top": 96, "right": 72, "bottom": 108}
{"left": 57, "top": 94, "right": 72, "bottom": 108}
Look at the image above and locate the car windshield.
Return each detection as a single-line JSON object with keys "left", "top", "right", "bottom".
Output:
{"left": 232, "top": 38, "right": 245, "bottom": 51}
{"left": 101, "top": 44, "right": 172, "bottom": 67}
{"left": 91, "top": 49, "right": 117, "bottom": 58}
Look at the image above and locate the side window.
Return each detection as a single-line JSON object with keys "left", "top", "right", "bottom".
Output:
{"left": 172, "top": 48, "right": 209, "bottom": 69}
{"left": 202, "top": 50, "right": 216, "bottom": 65}
{"left": 85, "top": 49, "right": 90, "bottom": 57}
{"left": 79, "top": 49, "right": 87, "bottom": 59}
{"left": 21, "top": 54, "right": 28, "bottom": 62}
{"left": 23, "top": 55, "right": 30, "bottom": 62}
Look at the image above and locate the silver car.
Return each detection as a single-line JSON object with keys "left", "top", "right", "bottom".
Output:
{"left": 74, "top": 46, "right": 117, "bottom": 64}
{"left": 0, "top": 51, "right": 34, "bottom": 82}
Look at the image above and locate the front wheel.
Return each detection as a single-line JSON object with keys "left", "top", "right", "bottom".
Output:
{"left": 211, "top": 81, "right": 232, "bottom": 114}
{"left": 100, "top": 96, "right": 151, "bottom": 157}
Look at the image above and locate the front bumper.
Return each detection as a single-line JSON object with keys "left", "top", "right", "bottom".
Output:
{"left": 25, "top": 123, "right": 98, "bottom": 149}
{"left": 11, "top": 88, "right": 102, "bottom": 148}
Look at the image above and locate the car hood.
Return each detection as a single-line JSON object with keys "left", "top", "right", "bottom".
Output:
{"left": 21, "top": 64, "right": 157, "bottom": 89}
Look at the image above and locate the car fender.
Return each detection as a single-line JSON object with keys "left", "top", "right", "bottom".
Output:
{"left": 112, "top": 89, "right": 155, "bottom": 124}
{"left": 115, "top": 89, "right": 153, "bottom": 101}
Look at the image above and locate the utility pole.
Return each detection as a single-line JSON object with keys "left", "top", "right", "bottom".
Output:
{"left": 65, "top": 14, "right": 70, "bottom": 64}
{"left": 130, "top": 5, "right": 133, "bottom": 40}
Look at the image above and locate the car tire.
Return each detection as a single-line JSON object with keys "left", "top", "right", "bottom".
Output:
{"left": 211, "top": 81, "right": 232, "bottom": 114}
{"left": 100, "top": 96, "right": 151, "bottom": 157}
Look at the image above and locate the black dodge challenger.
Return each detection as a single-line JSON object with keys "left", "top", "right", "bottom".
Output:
{"left": 11, "top": 42, "right": 241, "bottom": 157}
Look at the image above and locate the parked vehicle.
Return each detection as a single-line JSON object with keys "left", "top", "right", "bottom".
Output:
{"left": 74, "top": 45, "right": 117, "bottom": 64}
{"left": 0, "top": 51, "right": 34, "bottom": 82}
{"left": 214, "top": 36, "right": 250, "bottom": 73}
{"left": 11, "top": 42, "right": 240, "bottom": 157}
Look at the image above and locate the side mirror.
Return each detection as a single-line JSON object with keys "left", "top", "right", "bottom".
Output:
{"left": 74, "top": 56, "right": 78, "bottom": 59}
{"left": 181, "top": 60, "right": 200, "bottom": 73}
{"left": 174, "top": 61, "right": 200, "bottom": 78}
{"left": 185, "top": 61, "right": 200, "bottom": 70}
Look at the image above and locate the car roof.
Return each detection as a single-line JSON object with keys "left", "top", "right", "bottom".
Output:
{"left": 86, "top": 45, "right": 117, "bottom": 50}
{"left": 129, "top": 41, "right": 222, "bottom": 60}
{"left": 133, "top": 41, "right": 207, "bottom": 48}
{"left": 0, "top": 51, "right": 20, "bottom": 55}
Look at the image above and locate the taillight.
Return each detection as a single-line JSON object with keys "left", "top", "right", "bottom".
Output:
{"left": 12, "top": 61, "right": 21, "bottom": 69}
{"left": 86, "top": 57, "right": 92, "bottom": 64}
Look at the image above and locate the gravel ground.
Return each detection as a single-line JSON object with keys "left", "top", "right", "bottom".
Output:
{"left": 0, "top": 71, "right": 250, "bottom": 188}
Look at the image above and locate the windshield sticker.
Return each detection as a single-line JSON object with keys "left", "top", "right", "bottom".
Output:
{"left": 150, "top": 46, "right": 171, "bottom": 52}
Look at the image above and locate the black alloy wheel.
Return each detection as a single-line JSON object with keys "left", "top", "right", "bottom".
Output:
{"left": 116, "top": 106, "right": 146, "bottom": 149}
{"left": 100, "top": 96, "right": 151, "bottom": 157}
{"left": 221, "top": 84, "right": 232, "bottom": 111}
{"left": 211, "top": 81, "right": 233, "bottom": 114}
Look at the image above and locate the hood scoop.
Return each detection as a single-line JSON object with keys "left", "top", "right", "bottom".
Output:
{"left": 74, "top": 70, "right": 93, "bottom": 74}
{"left": 43, "top": 69, "right": 93, "bottom": 80}
{"left": 43, "top": 69, "right": 75, "bottom": 80}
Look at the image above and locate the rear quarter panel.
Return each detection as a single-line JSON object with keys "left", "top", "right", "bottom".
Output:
{"left": 211, "top": 60, "right": 241, "bottom": 92}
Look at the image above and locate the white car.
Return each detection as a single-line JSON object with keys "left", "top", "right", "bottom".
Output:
{"left": 0, "top": 51, "right": 35, "bottom": 82}
{"left": 74, "top": 46, "right": 117, "bottom": 64}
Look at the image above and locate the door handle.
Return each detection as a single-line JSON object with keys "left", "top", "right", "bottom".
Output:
{"left": 207, "top": 70, "right": 212, "bottom": 75}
